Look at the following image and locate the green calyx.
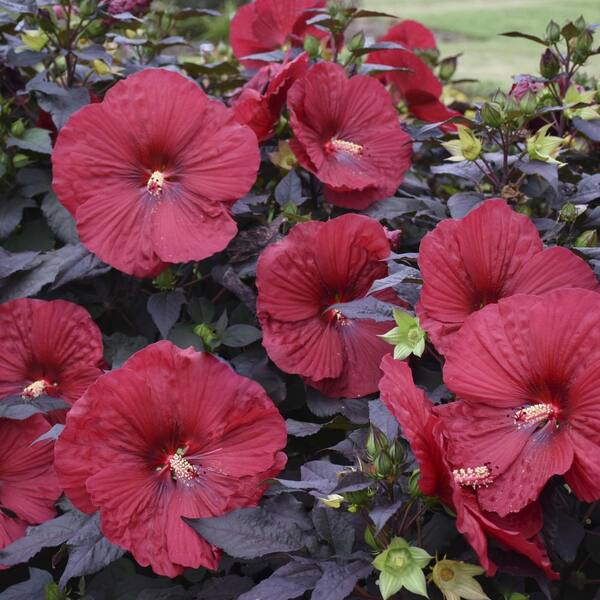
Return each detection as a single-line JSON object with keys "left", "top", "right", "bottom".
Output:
{"left": 373, "top": 537, "right": 432, "bottom": 599}
{"left": 379, "top": 309, "right": 426, "bottom": 361}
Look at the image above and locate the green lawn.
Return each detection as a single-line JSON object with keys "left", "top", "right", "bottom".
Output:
{"left": 362, "top": 0, "right": 600, "bottom": 94}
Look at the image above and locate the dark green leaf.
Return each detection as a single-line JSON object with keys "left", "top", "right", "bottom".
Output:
{"left": 0, "top": 395, "right": 70, "bottom": 420}
{"left": 0, "top": 568, "right": 52, "bottom": 600}
{"left": 147, "top": 291, "right": 186, "bottom": 339}
{"left": 41, "top": 192, "right": 78, "bottom": 244}
{"left": 7, "top": 128, "right": 52, "bottom": 154}
{"left": 221, "top": 324, "right": 262, "bottom": 347}
{"left": 0, "top": 195, "right": 35, "bottom": 239}
{"left": 500, "top": 31, "right": 548, "bottom": 45}
{"left": 274, "top": 170, "right": 304, "bottom": 206}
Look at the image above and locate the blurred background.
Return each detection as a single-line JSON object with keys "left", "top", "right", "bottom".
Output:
{"left": 362, "top": 0, "right": 600, "bottom": 93}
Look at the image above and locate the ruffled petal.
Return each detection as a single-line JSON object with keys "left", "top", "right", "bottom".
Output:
{"left": 379, "top": 356, "right": 446, "bottom": 496}
{"left": 76, "top": 189, "right": 164, "bottom": 278}
{"left": 151, "top": 190, "right": 238, "bottom": 264}
{"left": 504, "top": 246, "right": 600, "bottom": 295}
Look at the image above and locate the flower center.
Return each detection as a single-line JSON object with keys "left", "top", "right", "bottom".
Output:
{"left": 21, "top": 379, "right": 55, "bottom": 399}
{"left": 439, "top": 566, "right": 455, "bottom": 582}
{"left": 146, "top": 170, "right": 165, "bottom": 197}
{"left": 167, "top": 449, "right": 199, "bottom": 484}
{"left": 452, "top": 465, "right": 493, "bottom": 488}
{"left": 514, "top": 403, "right": 555, "bottom": 427}
{"left": 325, "top": 138, "right": 364, "bottom": 156}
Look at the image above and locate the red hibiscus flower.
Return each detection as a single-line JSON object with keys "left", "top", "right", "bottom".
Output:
{"left": 232, "top": 52, "right": 309, "bottom": 142}
{"left": 438, "top": 288, "right": 600, "bottom": 518}
{"left": 287, "top": 61, "right": 412, "bottom": 209}
{"left": 257, "top": 214, "right": 400, "bottom": 398}
{"left": 231, "top": 0, "right": 326, "bottom": 69}
{"left": 52, "top": 68, "right": 260, "bottom": 279}
{"left": 0, "top": 299, "right": 104, "bottom": 408}
{"left": 417, "top": 199, "right": 599, "bottom": 354}
{"left": 367, "top": 20, "right": 460, "bottom": 128}
{"left": 54, "top": 341, "right": 287, "bottom": 577}
{"left": 0, "top": 416, "right": 61, "bottom": 558}
{"left": 379, "top": 356, "right": 558, "bottom": 578}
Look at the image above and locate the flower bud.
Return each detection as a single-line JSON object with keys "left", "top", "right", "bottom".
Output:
{"left": 349, "top": 31, "right": 365, "bottom": 51}
{"left": 10, "top": 119, "right": 25, "bottom": 138}
{"left": 364, "top": 526, "right": 379, "bottom": 550}
{"left": 519, "top": 90, "right": 538, "bottom": 114}
{"left": 438, "top": 56, "right": 457, "bottom": 81}
{"left": 480, "top": 102, "right": 503, "bottom": 127}
{"left": 540, "top": 49, "right": 560, "bottom": 79}
{"left": 575, "top": 16, "right": 587, "bottom": 32}
{"left": 374, "top": 452, "right": 394, "bottom": 478}
{"left": 546, "top": 20, "right": 561, "bottom": 44}
{"left": 408, "top": 469, "right": 423, "bottom": 498}
{"left": 574, "top": 229, "right": 597, "bottom": 248}
{"left": 303, "top": 34, "right": 320, "bottom": 59}
{"left": 575, "top": 30, "right": 593, "bottom": 53}
{"left": 12, "top": 153, "right": 29, "bottom": 169}
{"left": 269, "top": 140, "right": 297, "bottom": 170}
{"left": 193, "top": 323, "right": 218, "bottom": 349}
{"left": 388, "top": 440, "right": 405, "bottom": 465}
{"left": 92, "top": 59, "right": 111, "bottom": 75}
{"left": 21, "top": 29, "right": 49, "bottom": 52}
{"left": 79, "top": 0, "right": 97, "bottom": 18}
{"left": 152, "top": 266, "right": 176, "bottom": 291}
{"left": 559, "top": 202, "right": 584, "bottom": 223}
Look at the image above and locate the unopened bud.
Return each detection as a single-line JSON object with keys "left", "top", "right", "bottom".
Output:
{"left": 12, "top": 153, "right": 29, "bottom": 168}
{"left": 519, "top": 90, "right": 538, "bottom": 114}
{"left": 438, "top": 56, "right": 457, "bottom": 81}
{"left": 481, "top": 102, "right": 503, "bottom": 127}
{"left": 540, "top": 49, "right": 560, "bottom": 79}
{"left": 10, "top": 119, "right": 25, "bottom": 138}
{"left": 575, "top": 30, "right": 593, "bottom": 53}
{"left": 574, "top": 16, "right": 587, "bottom": 33}
{"left": 574, "top": 229, "right": 597, "bottom": 248}
{"left": 546, "top": 20, "right": 561, "bottom": 44}
{"left": 349, "top": 31, "right": 365, "bottom": 51}
{"left": 303, "top": 35, "right": 320, "bottom": 59}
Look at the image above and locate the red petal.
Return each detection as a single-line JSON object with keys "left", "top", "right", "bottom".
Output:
{"left": 379, "top": 356, "right": 447, "bottom": 496}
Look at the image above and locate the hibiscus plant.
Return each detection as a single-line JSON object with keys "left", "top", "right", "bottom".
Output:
{"left": 1, "top": 1, "right": 600, "bottom": 599}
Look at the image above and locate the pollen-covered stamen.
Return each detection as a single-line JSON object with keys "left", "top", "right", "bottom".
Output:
{"left": 21, "top": 379, "right": 55, "bottom": 400}
{"left": 146, "top": 170, "right": 165, "bottom": 197}
{"left": 514, "top": 403, "right": 555, "bottom": 426}
{"left": 167, "top": 449, "right": 199, "bottom": 484}
{"left": 325, "top": 138, "right": 364, "bottom": 156}
{"left": 452, "top": 465, "right": 494, "bottom": 488}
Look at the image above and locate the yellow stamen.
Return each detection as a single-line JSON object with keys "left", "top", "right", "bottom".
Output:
{"left": 452, "top": 465, "right": 493, "bottom": 488}
{"left": 327, "top": 138, "right": 364, "bottom": 156}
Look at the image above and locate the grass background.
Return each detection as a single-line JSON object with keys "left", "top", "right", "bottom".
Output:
{"left": 361, "top": 0, "right": 600, "bottom": 94}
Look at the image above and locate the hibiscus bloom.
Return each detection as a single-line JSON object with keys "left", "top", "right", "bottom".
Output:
{"left": 417, "top": 199, "right": 599, "bottom": 354}
{"left": 379, "top": 356, "right": 557, "bottom": 578}
{"left": 257, "top": 214, "right": 400, "bottom": 398}
{"left": 287, "top": 61, "right": 412, "bottom": 209}
{"left": 367, "top": 20, "right": 460, "bottom": 128}
{"left": 52, "top": 68, "right": 260, "bottom": 278}
{"left": 0, "top": 415, "right": 61, "bottom": 558}
{"left": 54, "top": 341, "right": 287, "bottom": 577}
{"left": 0, "top": 299, "right": 104, "bottom": 407}
{"left": 438, "top": 288, "right": 600, "bottom": 518}
{"left": 232, "top": 52, "right": 309, "bottom": 142}
{"left": 231, "top": 0, "right": 325, "bottom": 69}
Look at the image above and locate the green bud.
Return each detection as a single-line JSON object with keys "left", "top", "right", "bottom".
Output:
{"left": 408, "top": 469, "right": 423, "bottom": 498}
{"left": 152, "top": 266, "right": 177, "bottom": 291}
{"left": 574, "top": 229, "right": 597, "bottom": 248}
{"left": 519, "top": 90, "right": 538, "bottom": 114}
{"left": 574, "top": 16, "right": 587, "bottom": 33}
{"left": 45, "top": 582, "right": 69, "bottom": 600}
{"left": 515, "top": 204, "right": 533, "bottom": 217}
{"left": 507, "top": 594, "right": 529, "bottom": 600}
{"left": 86, "top": 19, "right": 104, "bottom": 37}
{"left": 388, "top": 440, "right": 405, "bottom": 464}
{"left": 480, "top": 102, "right": 504, "bottom": 127}
{"left": 21, "top": 29, "right": 49, "bottom": 52}
{"left": 10, "top": 119, "right": 25, "bottom": 138}
{"left": 303, "top": 34, "right": 320, "bottom": 59}
{"left": 575, "top": 30, "right": 593, "bottom": 53}
{"left": 546, "top": 20, "right": 561, "bottom": 44}
{"left": 193, "top": 323, "right": 218, "bottom": 348}
{"left": 79, "top": 0, "right": 97, "bottom": 18}
{"left": 349, "top": 31, "right": 365, "bottom": 51}
{"left": 559, "top": 202, "right": 585, "bottom": 223}
{"left": 347, "top": 503, "right": 359, "bottom": 513}
{"left": 438, "top": 56, "right": 457, "bottom": 81}
{"left": 540, "top": 49, "right": 560, "bottom": 79}
{"left": 12, "top": 153, "right": 29, "bottom": 169}
{"left": 504, "top": 94, "right": 520, "bottom": 116}
{"left": 374, "top": 452, "right": 394, "bottom": 478}
{"left": 373, "top": 537, "right": 432, "bottom": 600}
